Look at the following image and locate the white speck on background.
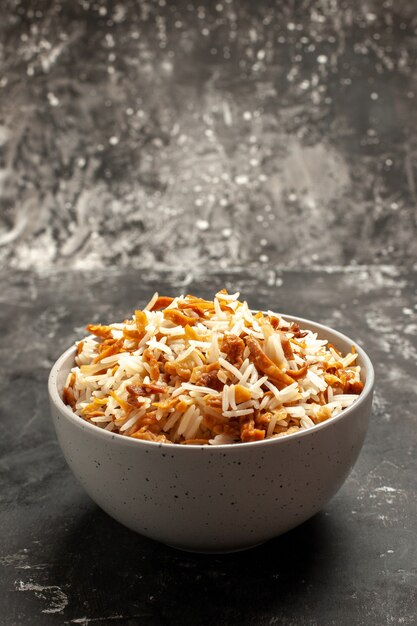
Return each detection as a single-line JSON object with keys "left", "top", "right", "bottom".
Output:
{"left": 47, "top": 92, "right": 59, "bottom": 106}
{"left": 374, "top": 486, "right": 397, "bottom": 493}
{"left": 196, "top": 219, "right": 209, "bottom": 231}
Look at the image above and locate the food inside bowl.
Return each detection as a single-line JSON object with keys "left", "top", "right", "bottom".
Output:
{"left": 62, "top": 291, "right": 364, "bottom": 445}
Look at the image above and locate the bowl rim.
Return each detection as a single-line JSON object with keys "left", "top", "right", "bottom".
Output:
{"left": 48, "top": 313, "right": 374, "bottom": 451}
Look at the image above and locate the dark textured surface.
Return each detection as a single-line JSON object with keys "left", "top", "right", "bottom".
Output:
{"left": 1, "top": 0, "right": 417, "bottom": 624}
{"left": 1, "top": 268, "right": 417, "bottom": 625}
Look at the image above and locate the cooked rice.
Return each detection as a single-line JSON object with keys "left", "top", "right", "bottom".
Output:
{"left": 62, "top": 290, "right": 364, "bottom": 445}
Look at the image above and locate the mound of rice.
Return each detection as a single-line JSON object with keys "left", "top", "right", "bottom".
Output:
{"left": 62, "top": 291, "right": 364, "bottom": 445}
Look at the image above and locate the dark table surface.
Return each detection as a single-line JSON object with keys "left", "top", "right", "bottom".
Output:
{"left": 1, "top": 0, "right": 417, "bottom": 625}
{"left": 1, "top": 268, "right": 417, "bottom": 625}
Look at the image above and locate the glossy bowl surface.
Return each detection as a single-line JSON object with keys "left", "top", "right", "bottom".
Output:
{"left": 49, "top": 315, "right": 374, "bottom": 553}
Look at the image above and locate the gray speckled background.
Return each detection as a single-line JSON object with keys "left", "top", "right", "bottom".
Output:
{"left": 0, "top": 0, "right": 416, "bottom": 271}
{"left": 1, "top": 1, "right": 417, "bottom": 625}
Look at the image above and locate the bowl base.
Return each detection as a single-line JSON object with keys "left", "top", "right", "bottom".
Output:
{"left": 165, "top": 540, "right": 266, "bottom": 554}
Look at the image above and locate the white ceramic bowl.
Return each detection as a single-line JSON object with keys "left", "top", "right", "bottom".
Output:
{"left": 48, "top": 315, "right": 374, "bottom": 553}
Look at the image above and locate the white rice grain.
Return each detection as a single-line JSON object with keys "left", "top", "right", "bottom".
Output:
{"left": 218, "top": 358, "right": 242, "bottom": 381}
